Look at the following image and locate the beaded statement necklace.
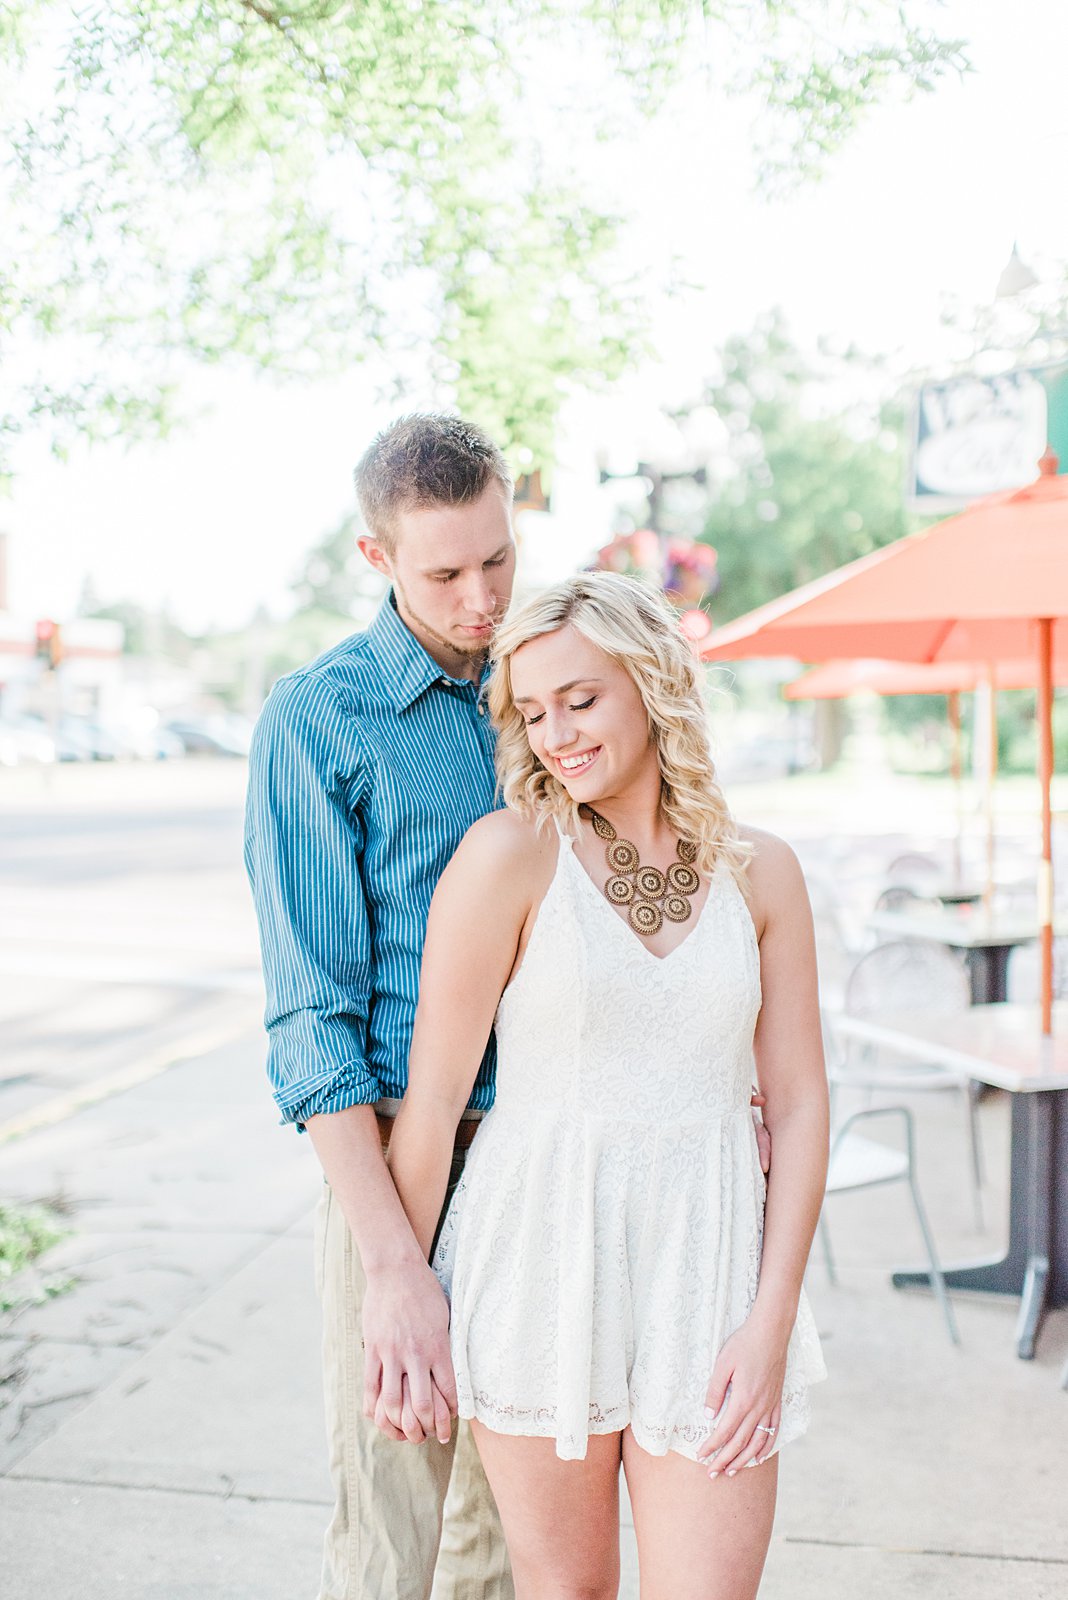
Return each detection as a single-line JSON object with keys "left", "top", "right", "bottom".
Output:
{"left": 579, "top": 805, "right": 700, "bottom": 936}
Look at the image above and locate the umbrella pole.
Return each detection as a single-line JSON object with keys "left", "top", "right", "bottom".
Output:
{"left": 1038, "top": 619, "right": 1054, "bottom": 1035}
{"left": 983, "top": 666, "right": 998, "bottom": 910}
{"left": 949, "top": 689, "right": 963, "bottom": 882}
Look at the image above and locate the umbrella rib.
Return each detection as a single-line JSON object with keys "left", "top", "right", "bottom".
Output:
{"left": 924, "top": 617, "right": 959, "bottom": 662}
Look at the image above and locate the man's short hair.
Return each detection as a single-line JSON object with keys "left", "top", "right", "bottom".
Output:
{"left": 354, "top": 414, "right": 512, "bottom": 552}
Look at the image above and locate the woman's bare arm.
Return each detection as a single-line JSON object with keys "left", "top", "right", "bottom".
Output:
{"left": 746, "top": 831, "right": 829, "bottom": 1327}
{"left": 699, "top": 829, "right": 829, "bottom": 1476}
{"left": 373, "top": 812, "right": 549, "bottom": 1439}
{"left": 388, "top": 813, "right": 548, "bottom": 1246}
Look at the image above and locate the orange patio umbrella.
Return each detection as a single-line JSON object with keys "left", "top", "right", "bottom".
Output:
{"left": 702, "top": 451, "right": 1068, "bottom": 1032}
{"left": 782, "top": 657, "right": 1068, "bottom": 699}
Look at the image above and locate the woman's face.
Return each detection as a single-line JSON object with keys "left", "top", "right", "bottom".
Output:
{"left": 508, "top": 623, "right": 656, "bottom": 805}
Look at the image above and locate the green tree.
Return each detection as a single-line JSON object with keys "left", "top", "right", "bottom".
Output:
{"left": 0, "top": 2, "right": 966, "bottom": 474}
{"left": 696, "top": 310, "right": 913, "bottom": 622}
{"left": 290, "top": 513, "right": 367, "bottom": 618}
{"left": 277, "top": 510, "right": 386, "bottom": 672}
{"left": 78, "top": 595, "right": 196, "bottom": 661}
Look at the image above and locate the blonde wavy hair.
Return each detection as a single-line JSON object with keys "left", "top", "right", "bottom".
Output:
{"left": 488, "top": 571, "right": 751, "bottom": 885}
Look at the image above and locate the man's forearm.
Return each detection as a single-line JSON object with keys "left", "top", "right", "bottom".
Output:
{"left": 306, "top": 1104, "right": 426, "bottom": 1277}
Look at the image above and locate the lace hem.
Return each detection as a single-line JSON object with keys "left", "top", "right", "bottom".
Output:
{"left": 458, "top": 1377, "right": 818, "bottom": 1464}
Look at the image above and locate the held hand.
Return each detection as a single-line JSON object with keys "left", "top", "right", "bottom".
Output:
{"left": 361, "top": 1258, "right": 457, "bottom": 1445}
{"left": 696, "top": 1313, "right": 789, "bottom": 1477}
{"left": 391, "top": 1373, "right": 454, "bottom": 1448}
{"left": 749, "top": 1088, "right": 771, "bottom": 1175}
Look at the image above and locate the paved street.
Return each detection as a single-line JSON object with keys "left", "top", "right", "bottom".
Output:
{"left": 1, "top": 763, "right": 1066, "bottom": 1597}
{"left": 0, "top": 762, "right": 262, "bottom": 1138}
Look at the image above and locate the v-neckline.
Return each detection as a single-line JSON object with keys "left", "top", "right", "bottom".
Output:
{"left": 562, "top": 833, "right": 715, "bottom": 964}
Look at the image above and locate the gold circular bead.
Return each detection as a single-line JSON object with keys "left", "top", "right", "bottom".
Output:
{"left": 667, "top": 861, "right": 700, "bottom": 895}
{"left": 605, "top": 875, "right": 635, "bottom": 904}
{"left": 635, "top": 865, "right": 666, "bottom": 899}
{"left": 608, "top": 839, "right": 639, "bottom": 874}
{"left": 663, "top": 894, "right": 692, "bottom": 923}
{"left": 629, "top": 900, "right": 663, "bottom": 935}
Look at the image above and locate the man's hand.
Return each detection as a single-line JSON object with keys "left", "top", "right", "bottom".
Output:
{"left": 361, "top": 1258, "right": 456, "bottom": 1445}
{"left": 750, "top": 1088, "right": 771, "bottom": 1175}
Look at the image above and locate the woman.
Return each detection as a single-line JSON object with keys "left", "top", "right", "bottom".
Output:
{"left": 383, "top": 572, "right": 827, "bottom": 1599}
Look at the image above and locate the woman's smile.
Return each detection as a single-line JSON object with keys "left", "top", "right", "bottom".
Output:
{"left": 556, "top": 746, "right": 602, "bottom": 777}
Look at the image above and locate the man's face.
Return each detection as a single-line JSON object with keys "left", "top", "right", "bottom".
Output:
{"left": 362, "top": 484, "right": 517, "bottom": 667}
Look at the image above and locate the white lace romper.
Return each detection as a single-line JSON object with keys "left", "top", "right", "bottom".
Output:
{"left": 433, "top": 825, "right": 826, "bottom": 1462}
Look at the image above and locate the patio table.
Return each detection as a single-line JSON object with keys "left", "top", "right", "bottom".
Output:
{"left": 926, "top": 880, "right": 985, "bottom": 907}
{"left": 832, "top": 1002, "right": 1068, "bottom": 1359}
{"left": 866, "top": 904, "right": 1062, "bottom": 1003}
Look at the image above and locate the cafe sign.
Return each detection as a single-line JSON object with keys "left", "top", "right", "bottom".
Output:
{"left": 909, "top": 361, "right": 1068, "bottom": 512}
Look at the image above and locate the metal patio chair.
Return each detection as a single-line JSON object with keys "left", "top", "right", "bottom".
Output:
{"left": 886, "top": 850, "right": 942, "bottom": 887}
{"left": 873, "top": 884, "right": 942, "bottom": 915}
{"left": 836, "top": 940, "right": 986, "bottom": 1229}
{"left": 819, "top": 1104, "right": 960, "bottom": 1345}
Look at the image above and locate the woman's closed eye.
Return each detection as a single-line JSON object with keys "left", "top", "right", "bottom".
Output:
{"left": 524, "top": 695, "right": 596, "bottom": 727}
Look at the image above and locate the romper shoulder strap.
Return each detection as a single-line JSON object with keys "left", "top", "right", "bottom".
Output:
{"left": 550, "top": 812, "right": 577, "bottom": 844}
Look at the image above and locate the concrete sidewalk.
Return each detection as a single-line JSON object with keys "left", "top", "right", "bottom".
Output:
{"left": 2, "top": 1029, "right": 1066, "bottom": 1598}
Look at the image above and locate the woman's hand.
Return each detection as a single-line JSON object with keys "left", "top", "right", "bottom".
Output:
{"left": 696, "top": 1311, "right": 790, "bottom": 1477}
{"left": 361, "top": 1258, "right": 457, "bottom": 1445}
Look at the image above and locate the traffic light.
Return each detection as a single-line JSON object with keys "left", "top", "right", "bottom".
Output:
{"left": 35, "top": 618, "right": 63, "bottom": 668}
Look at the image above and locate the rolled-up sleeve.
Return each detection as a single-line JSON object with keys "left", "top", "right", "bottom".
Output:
{"left": 244, "top": 671, "right": 380, "bottom": 1129}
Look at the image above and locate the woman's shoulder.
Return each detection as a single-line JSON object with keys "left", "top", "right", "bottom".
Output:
{"left": 430, "top": 809, "right": 557, "bottom": 923}
{"left": 734, "top": 824, "right": 807, "bottom": 913}
{"left": 735, "top": 823, "right": 798, "bottom": 869}
{"left": 450, "top": 808, "right": 557, "bottom": 884}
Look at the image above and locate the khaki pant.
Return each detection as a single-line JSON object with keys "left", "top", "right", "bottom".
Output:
{"left": 315, "top": 1178, "right": 514, "bottom": 1600}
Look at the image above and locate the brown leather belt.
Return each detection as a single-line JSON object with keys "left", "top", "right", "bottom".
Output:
{"left": 375, "top": 1112, "right": 482, "bottom": 1151}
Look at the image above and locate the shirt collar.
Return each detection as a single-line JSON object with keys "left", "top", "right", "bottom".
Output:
{"left": 366, "top": 591, "right": 490, "bottom": 712}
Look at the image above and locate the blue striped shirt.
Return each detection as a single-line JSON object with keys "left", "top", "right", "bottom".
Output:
{"left": 244, "top": 593, "right": 500, "bottom": 1129}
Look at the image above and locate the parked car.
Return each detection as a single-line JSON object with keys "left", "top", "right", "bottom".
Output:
{"left": 165, "top": 714, "right": 253, "bottom": 758}
{"left": 87, "top": 718, "right": 186, "bottom": 761}
{"left": 0, "top": 716, "right": 57, "bottom": 766}
{"left": 54, "top": 716, "right": 126, "bottom": 761}
{"left": 120, "top": 725, "right": 186, "bottom": 761}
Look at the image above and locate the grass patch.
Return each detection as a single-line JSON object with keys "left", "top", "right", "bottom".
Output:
{"left": 0, "top": 1201, "right": 74, "bottom": 1313}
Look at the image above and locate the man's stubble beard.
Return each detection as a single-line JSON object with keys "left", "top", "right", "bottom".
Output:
{"left": 392, "top": 575, "right": 500, "bottom": 671}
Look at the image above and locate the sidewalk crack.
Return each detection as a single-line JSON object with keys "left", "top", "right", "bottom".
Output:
{"left": 4, "top": 1468, "right": 332, "bottom": 1510}
{"left": 783, "top": 1535, "right": 1068, "bottom": 1566}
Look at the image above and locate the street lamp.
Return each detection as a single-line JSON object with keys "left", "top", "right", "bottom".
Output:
{"left": 995, "top": 244, "right": 1039, "bottom": 299}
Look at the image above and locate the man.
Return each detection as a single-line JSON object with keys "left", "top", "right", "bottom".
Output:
{"left": 245, "top": 414, "right": 517, "bottom": 1600}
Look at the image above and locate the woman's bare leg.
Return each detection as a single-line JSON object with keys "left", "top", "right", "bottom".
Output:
{"left": 469, "top": 1420, "right": 623, "bottom": 1600}
{"left": 622, "top": 1431, "right": 778, "bottom": 1600}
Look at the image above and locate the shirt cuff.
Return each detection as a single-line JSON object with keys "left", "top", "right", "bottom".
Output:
{"left": 274, "top": 1063, "right": 383, "bottom": 1132}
